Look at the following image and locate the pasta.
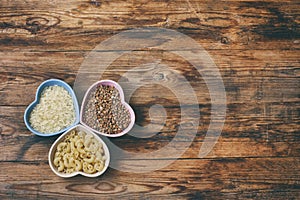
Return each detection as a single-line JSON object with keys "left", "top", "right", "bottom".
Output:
{"left": 52, "top": 129, "right": 106, "bottom": 174}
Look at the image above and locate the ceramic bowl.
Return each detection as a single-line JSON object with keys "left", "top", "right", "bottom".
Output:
{"left": 48, "top": 124, "right": 110, "bottom": 178}
{"left": 24, "top": 79, "right": 80, "bottom": 137}
{"left": 80, "top": 80, "right": 135, "bottom": 137}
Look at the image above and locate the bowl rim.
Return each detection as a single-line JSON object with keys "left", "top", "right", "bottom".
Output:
{"left": 80, "top": 79, "right": 135, "bottom": 138}
{"left": 48, "top": 124, "right": 110, "bottom": 178}
{"left": 24, "top": 78, "right": 80, "bottom": 137}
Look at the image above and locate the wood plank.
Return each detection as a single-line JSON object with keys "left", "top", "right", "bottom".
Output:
{"left": 0, "top": 158, "right": 299, "bottom": 199}
{"left": 0, "top": 0, "right": 299, "bottom": 51}
{"left": 0, "top": 50, "right": 299, "bottom": 106}
{"left": 0, "top": 105, "right": 299, "bottom": 161}
{"left": 1, "top": 134, "right": 299, "bottom": 162}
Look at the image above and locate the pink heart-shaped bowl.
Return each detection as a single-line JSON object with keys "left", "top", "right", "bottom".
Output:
{"left": 80, "top": 80, "right": 135, "bottom": 137}
{"left": 49, "top": 124, "right": 110, "bottom": 178}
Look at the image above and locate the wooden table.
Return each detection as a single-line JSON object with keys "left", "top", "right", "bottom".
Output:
{"left": 0, "top": 0, "right": 299, "bottom": 199}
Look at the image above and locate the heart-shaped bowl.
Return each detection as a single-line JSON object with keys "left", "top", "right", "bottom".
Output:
{"left": 24, "top": 79, "right": 80, "bottom": 137}
{"left": 80, "top": 80, "right": 135, "bottom": 137}
{"left": 49, "top": 124, "right": 110, "bottom": 178}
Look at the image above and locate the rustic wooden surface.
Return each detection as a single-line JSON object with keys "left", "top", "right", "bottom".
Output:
{"left": 0, "top": 0, "right": 299, "bottom": 199}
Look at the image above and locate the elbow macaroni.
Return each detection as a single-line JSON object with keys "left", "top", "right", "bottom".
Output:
{"left": 53, "top": 129, "right": 106, "bottom": 174}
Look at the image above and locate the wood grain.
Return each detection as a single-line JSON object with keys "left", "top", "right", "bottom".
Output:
{"left": 0, "top": 158, "right": 299, "bottom": 199}
{"left": 0, "top": 50, "right": 299, "bottom": 106}
{"left": 0, "top": 0, "right": 299, "bottom": 199}
{"left": 0, "top": 0, "right": 299, "bottom": 51}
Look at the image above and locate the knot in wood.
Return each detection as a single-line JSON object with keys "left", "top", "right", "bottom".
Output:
{"left": 221, "top": 37, "right": 229, "bottom": 44}
{"left": 153, "top": 72, "right": 165, "bottom": 81}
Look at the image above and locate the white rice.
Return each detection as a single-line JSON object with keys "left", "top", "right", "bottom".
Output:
{"left": 29, "top": 85, "right": 76, "bottom": 134}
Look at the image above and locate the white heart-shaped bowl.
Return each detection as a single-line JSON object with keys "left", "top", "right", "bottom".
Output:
{"left": 80, "top": 80, "right": 135, "bottom": 137}
{"left": 24, "top": 79, "right": 80, "bottom": 137}
{"left": 48, "top": 124, "right": 110, "bottom": 178}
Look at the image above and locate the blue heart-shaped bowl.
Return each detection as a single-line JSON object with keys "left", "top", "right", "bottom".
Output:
{"left": 24, "top": 79, "right": 80, "bottom": 137}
